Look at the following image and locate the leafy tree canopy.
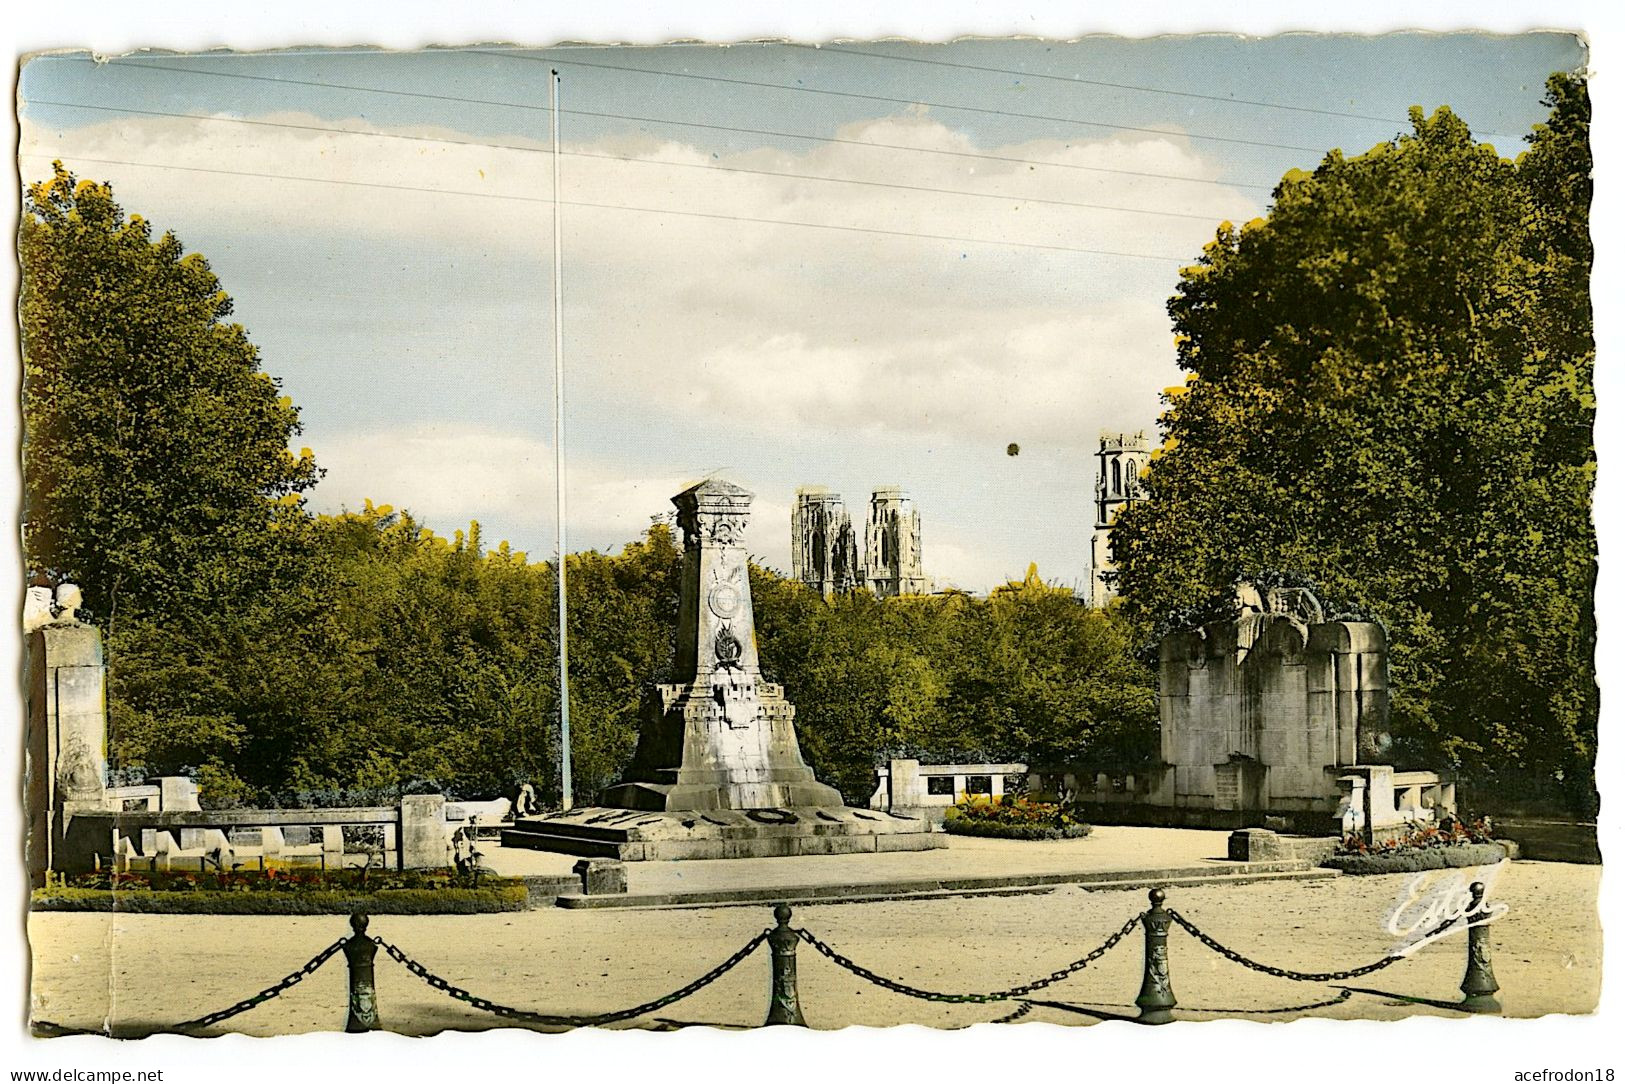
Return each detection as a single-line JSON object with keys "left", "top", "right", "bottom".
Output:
{"left": 1111, "top": 75, "right": 1595, "bottom": 808}
{"left": 21, "top": 162, "right": 319, "bottom": 625}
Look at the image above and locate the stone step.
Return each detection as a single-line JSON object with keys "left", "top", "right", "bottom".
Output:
{"left": 501, "top": 806, "right": 942, "bottom": 861}
{"left": 550, "top": 862, "right": 1337, "bottom": 910}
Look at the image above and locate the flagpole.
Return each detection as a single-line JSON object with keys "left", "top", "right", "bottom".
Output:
{"left": 551, "top": 68, "right": 573, "bottom": 812}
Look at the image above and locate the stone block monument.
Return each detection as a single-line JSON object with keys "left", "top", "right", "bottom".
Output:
{"left": 504, "top": 479, "right": 942, "bottom": 860}
{"left": 1152, "top": 579, "right": 1453, "bottom": 836}
{"left": 24, "top": 584, "right": 109, "bottom": 885}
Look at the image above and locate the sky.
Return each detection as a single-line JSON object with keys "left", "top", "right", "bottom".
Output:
{"left": 16, "top": 33, "right": 1587, "bottom": 592}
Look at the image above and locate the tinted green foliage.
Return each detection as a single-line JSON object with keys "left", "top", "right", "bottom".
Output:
{"left": 103, "top": 513, "right": 1152, "bottom": 806}
{"left": 1111, "top": 76, "right": 1595, "bottom": 809}
{"left": 21, "top": 162, "right": 320, "bottom": 627}
{"left": 754, "top": 565, "right": 1157, "bottom": 802}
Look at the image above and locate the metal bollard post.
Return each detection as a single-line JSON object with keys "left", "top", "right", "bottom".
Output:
{"left": 1135, "top": 888, "right": 1177, "bottom": 1025}
{"left": 1459, "top": 881, "right": 1502, "bottom": 1014}
{"left": 765, "top": 903, "right": 808, "bottom": 1026}
{"left": 343, "top": 912, "right": 381, "bottom": 1032}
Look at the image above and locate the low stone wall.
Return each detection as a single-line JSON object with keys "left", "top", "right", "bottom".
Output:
{"left": 60, "top": 795, "right": 458, "bottom": 874}
{"left": 869, "top": 759, "right": 1028, "bottom": 824}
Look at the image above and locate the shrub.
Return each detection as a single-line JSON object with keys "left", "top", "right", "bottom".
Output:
{"left": 52, "top": 866, "right": 495, "bottom": 894}
{"left": 1323, "top": 843, "right": 1509, "bottom": 876}
{"left": 943, "top": 818, "right": 1092, "bottom": 841}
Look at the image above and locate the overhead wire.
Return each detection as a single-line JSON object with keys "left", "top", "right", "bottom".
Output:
{"left": 35, "top": 55, "right": 1282, "bottom": 191}
{"left": 27, "top": 99, "right": 1244, "bottom": 224}
{"left": 788, "top": 42, "right": 1522, "bottom": 140}
{"left": 473, "top": 49, "right": 1336, "bottom": 154}
{"left": 19, "top": 152, "right": 1195, "bottom": 262}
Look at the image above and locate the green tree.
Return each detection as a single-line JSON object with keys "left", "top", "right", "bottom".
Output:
{"left": 1111, "top": 77, "right": 1594, "bottom": 807}
{"left": 21, "top": 162, "right": 320, "bottom": 627}
{"left": 753, "top": 562, "right": 1157, "bottom": 801}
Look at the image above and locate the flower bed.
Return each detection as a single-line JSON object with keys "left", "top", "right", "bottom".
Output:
{"left": 942, "top": 795, "right": 1092, "bottom": 841}
{"left": 1323, "top": 816, "right": 1509, "bottom": 875}
{"left": 30, "top": 868, "right": 529, "bottom": 914}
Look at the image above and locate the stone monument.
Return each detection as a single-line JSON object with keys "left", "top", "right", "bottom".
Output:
{"left": 24, "top": 583, "right": 109, "bottom": 885}
{"left": 504, "top": 479, "right": 942, "bottom": 860}
{"left": 1151, "top": 579, "right": 1454, "bottom": 837}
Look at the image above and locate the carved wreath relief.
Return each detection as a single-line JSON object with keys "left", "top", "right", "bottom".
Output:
{"left": 57, "top": 737, "right": 102, "bottom": 799}
{"left": 713, "top": 625, "right": 744, "bottom": 670}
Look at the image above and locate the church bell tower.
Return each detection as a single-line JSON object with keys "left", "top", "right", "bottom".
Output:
{"left": 1090, "top": 431, "right": 1149, "bottom": 608}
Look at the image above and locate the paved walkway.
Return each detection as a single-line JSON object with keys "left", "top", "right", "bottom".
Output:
{"left": 483, "top": 826, "right": 1236, "bottom": 896}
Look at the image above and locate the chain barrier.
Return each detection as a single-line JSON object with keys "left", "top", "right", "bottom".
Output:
{"left": 31, "top": 892, "right": 1496, "bottom": 1036}
{"left": 794, "top": 912, "right": 1143, "bottom": 1004}
{"left": 1166, "top": 908, "right": 1461, "bottom": 983}
{"left": 373, "top": 930, "right": 770, "bottom": 1028}
{"left": 33, "top": 937, "right": 348, "bottom": 1037}
{"left": 172, "top": 938, "right": 350, "bottom": 1031}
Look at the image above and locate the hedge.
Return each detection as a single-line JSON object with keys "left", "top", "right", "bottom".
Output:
{"left": 1322, "top": 843, "right": 1510, "bottom": 876}
{"left": 31, "top": 883, "right": 529, "bottom": 915}
{"left": 943, "top": 819, "right": 1092, "bottom": 841}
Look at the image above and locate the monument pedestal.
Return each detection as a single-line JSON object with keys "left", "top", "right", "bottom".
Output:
{"left": 505, "top": 480, "right": 942, "bottom": 862}
{"left": 503, "top": 805, "right": 942, "bottom": 861}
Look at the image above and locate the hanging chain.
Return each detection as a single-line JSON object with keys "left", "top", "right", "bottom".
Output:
{"left": 30, "top": 897, "right": 1484, "bottom": 1038}
{"left": 373, "top": 930, "right": 770, "bottom": 1028}
{"left": 172, "top": 938, "right": 350, "bottom": 1031}
{"left": 794, "top": 912, "right": 1143, "bottom": 1004}
{"left": 33, "top": 938, "right": 347, "bottom": 1037}
{"left": 1166, "top": 908, "right": 1462, "bottom": 983}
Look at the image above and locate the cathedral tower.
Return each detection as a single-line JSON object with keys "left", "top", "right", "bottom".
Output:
{"left": 1090, "top": 431, "right": 1149, "bottom": 607}
{"left": 790, "top": 487, "right": 860, "bottom": 598}
{"left": 864, "top": 486, "right": 931, "bottom": 598}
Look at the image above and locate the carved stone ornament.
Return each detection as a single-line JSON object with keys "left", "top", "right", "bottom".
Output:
{"left": 1266, "top": 586, "right": 1326, "bottom": 626}
{"left": 57, "top": 737, "right": 102, "bottom": 799}
{"left": 708, "top": 583, "right": 741, "bottom": 619}
{"left": 713, "top": 624, "right": 744, "bottom": 670}
{"left": 708, "top": 508, "right": 746, "bottom": 547}
{"left": 676, "top": 505, "right": 702, "bottom": 548}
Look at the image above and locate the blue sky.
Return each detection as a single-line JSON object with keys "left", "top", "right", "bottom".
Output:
{"left": 18, "top": 33, "right": 1586, "bottom": 591}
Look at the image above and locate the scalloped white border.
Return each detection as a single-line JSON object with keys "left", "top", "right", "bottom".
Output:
{"left": 4, "top": 4, "right": 1619, "bottom": 1082}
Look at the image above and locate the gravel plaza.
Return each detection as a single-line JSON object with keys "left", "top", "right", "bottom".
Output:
{"left": 27, "top": 830, "right": 1600, "bottom": 1035}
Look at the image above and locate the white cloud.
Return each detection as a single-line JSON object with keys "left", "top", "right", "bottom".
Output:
{"left": 311, "top": 425, "right": 551, "bottom": 537}
{"left": 309, "top": 425, "right": 796, "bottom": 567}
